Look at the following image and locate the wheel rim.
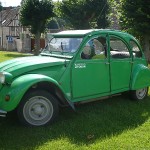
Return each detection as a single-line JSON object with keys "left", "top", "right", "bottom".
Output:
{"left": 136, "top": 88, "right": 147, "bottom": 100}
{"left": 23, "top": 96, "right": 53, "bottom": 126}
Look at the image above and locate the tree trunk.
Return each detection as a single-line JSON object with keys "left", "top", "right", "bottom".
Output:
{"left": 143, "top": 35, "right": 150, "bottom": 63}
{"left": 34, "top": 32, "right": 41, "bottom": 56}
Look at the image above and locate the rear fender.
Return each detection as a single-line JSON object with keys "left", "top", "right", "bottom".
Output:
{"left": 131, "top": 64, "right": 150, "bottom": 90}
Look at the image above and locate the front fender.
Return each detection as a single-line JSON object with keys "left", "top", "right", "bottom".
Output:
{"left": 1, "top": 74, "right": 66, "bottom": 111}
{"left": 131, "top": 64, "right": 150, "bottom": 90}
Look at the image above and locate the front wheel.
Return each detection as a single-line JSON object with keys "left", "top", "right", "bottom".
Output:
{"left": 130, "top": 87, "right": 148, "bottom": 101}
{"left": 17, "top": 90, "right": 59, "bottom": 126}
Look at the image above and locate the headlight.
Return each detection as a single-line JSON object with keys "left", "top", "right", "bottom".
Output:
{"left": 0, "top": 73, "right": 5, "bottom": 84}
{"left": 0, "top": 72, "right": 13, "bottom": 84}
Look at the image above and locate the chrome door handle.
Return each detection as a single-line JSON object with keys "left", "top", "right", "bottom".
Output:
{"left": 105, "top": 62, "right": 110, "bottom": 65}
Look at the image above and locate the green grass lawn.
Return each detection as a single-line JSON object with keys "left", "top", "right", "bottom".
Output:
{"left": 0, "top": 51, "right": 32, "bottom": 63}
{"left": 0, "top": 51, "right": 150, "bottom": 150}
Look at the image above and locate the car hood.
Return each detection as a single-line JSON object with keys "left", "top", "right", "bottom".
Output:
{"left": 0, "top": 56, "right": 69, "bottom": 77}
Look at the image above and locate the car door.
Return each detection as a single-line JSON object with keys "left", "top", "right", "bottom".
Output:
{"left": 71, "top": 35, "right": 110, "bottom": 99}
{"left": 109, "top": 35, "right": 132, "bottom": 92}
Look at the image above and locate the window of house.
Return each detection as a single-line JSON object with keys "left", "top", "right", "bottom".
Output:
{"left": 11, "top": 27, "right": 15, "bottom": 31}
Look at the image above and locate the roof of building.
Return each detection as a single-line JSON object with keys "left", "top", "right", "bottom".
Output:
{"left": 0, "top": 7, "right": 20, "bottom": 27}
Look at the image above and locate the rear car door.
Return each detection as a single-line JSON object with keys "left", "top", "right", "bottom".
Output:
{"left": 109, "top": 35, "right": 132, "bottom": 93}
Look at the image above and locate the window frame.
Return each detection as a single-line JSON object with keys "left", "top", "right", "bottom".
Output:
{"left": 80, "top": 35, "right": 107, "bottom": 60}
{"left": 109, "top": 35, "right": 132, "bottom": 59}
{"left": 129, "top": 39, "right": 143, "bottom": 58}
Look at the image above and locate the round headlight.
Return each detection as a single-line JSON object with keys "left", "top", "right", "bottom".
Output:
{"left": 0, "top": 73, "right": 5, "bottom": 84}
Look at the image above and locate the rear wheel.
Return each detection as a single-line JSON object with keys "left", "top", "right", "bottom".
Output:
{"left": 17, "top": 90, "right": 59, "bottom": 126}
{"left": 130, "top": 87, "right": 148, "bottom": 101}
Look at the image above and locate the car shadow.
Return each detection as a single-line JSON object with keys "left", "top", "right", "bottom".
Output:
{"left": 0, "top": 95, "right": 150, "bottom": 149}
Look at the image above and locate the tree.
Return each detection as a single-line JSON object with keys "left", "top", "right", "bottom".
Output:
{"left": 108, "top": 0, "right": 122, "bottom": 29}
{"left": 0, "top": 2, "right": 3, "bottom": 12}
{"left": 120, "top": 0, "right": 150, "bottom": 34}
{"left": 120, "top": 0, "right": 150, "bottom": 61}
{"left": 20, "top": 0, "right": 54, "bottom": 55}
{"left": 60, "top": 0, "right": 109, "bottom": 29}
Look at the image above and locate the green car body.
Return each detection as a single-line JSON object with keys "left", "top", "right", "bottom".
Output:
{"left": 0, "top": 29, "right": 150, "bottom": 126}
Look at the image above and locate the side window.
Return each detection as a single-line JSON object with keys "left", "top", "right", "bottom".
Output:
{"left": 110, "top": 36, "right": 130, "bottom": 59}
{"left": 81, "top": 37, "right": 107, "bottom": 59}
{"left": 130, "top": 40, "right": 142, "bottom": 58}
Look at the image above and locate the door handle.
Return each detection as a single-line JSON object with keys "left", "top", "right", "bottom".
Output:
{"left": 105, "top": 62, "right": 110, "bottom": 65}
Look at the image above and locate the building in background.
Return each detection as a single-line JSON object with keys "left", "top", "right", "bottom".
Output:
{"left": 0, "top": 6, "right": 31, "bottom": 52}
{"left": 0, "top": 5, "right": 62, "bottom": 52}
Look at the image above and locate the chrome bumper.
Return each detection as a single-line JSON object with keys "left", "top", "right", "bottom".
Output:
{"left": 0, "top": 109, "right": 7, "bottom": 117}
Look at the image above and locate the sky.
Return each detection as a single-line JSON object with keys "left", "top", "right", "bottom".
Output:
{"left": 0, "top": 0, "right": 58, "bottom": 7}
{"left": 1, "top": 0, "right": 22, "bottom": 6}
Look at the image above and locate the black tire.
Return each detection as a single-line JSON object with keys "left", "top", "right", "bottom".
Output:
{"left": 17, "top": 90, "right": 59, "bottom": 127}
{"left": 130, "top": 87, "right": 148, "bottom": 101}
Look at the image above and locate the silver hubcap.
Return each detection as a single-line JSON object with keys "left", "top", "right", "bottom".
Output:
{"left": 23, "top": 96, "right": 53, "bottom": 126}
{"left": 136, "top": 88, "right": 147, "bottom": 100}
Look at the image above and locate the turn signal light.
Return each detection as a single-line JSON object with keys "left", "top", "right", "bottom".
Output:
{"left": 5, "top": 95, "right": 10, "bottom": 101}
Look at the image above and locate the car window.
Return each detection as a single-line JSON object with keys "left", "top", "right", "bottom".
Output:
{"left": 110, "top": 36, "right": 131, "bottom": 59}
{"left": 130, "top": 40, "right": 142, "bottom": 58}
{"left": 81, "top": 37, "right": 107, "bottom": 59}
{"left": 42, "top": 38, "right": 82, "bottom": 54}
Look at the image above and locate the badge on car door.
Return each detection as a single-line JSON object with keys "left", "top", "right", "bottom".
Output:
{"left": 75, "top": 63, "right": 86, "bottom": 69}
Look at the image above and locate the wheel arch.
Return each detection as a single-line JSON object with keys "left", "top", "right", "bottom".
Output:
{"left": 25, "top": 81, "right": 69, "bottom": 107}
{"left": 2, "top": 74, "right": 71, "bottom": 112}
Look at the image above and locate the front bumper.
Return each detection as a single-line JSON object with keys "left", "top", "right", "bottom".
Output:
{"left": 0, "top": 109, "right": 7, "bottom": 117}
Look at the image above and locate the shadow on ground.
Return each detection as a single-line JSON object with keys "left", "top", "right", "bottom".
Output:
{"left": 0, "top": 95, "right": 150, "bottom": 149}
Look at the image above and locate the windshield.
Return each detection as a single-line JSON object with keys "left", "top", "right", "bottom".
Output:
{"left": 42, "top": 38, "right": 82, "bottom": 54}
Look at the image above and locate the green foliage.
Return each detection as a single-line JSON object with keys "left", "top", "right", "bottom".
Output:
{"left": 60, "top": 0, "right": 109, "bottom": 29}
{"left": 108, "top": 0, "right": 122, "bottom": 28}
{"left": 53, "top": 1, "right": 62, "bottom": 18}
{"left": 20, "top": 0, "right": 55, "bottom": 55}
{"left": 52, "top": 1, "right": 69, "bottom": 29}
{"left": 20, "top": 0, "right": 54, "bottom": 34}
{"left": 120, "top": 0, "right": 150, "bottom": 36}
{"left": 47, "top": 19, "right": 59, "bottom": 29}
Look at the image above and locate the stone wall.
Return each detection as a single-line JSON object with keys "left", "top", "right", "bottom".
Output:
{"left": 15, "top": 35, "right": 31, "bottom": 52}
